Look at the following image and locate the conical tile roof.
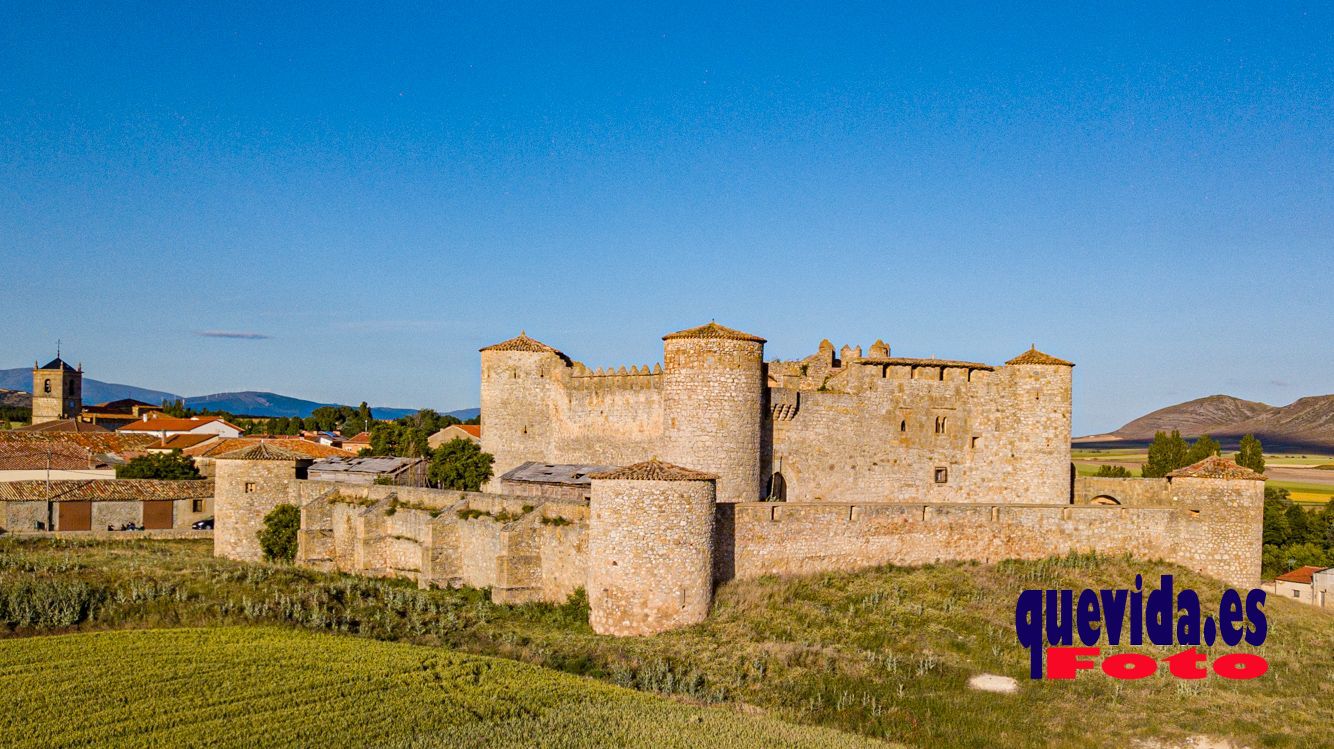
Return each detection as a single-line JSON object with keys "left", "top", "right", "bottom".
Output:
{"left": 1005, "top": 346, "right": 1073, "bottom": 367}
{"left": 588, "top": 459, "right": 718, "bottom": 481}
{"left": 662, "top": 321, "right": 765, "bottom": 343}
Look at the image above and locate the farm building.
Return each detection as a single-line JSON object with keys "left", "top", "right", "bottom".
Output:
{"left": 0, "top": 479, "right": 214, "bottom": 532}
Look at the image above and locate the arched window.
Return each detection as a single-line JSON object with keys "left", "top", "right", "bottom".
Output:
{"left": 43, "top": 379, "right": 51, "bottom": 394}
{"left": 899, "top": 419, "right": 907, "bottom": 432}
{"left": 767, "top": 472, "right": 787, "bottom": 501}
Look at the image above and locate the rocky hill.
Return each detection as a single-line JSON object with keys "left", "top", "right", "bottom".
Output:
{"left": 1077, "top": 393, "right": 1334, "bottom": 451}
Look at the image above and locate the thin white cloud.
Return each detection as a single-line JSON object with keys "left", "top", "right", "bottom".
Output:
{"left": 196, "top": 330, "right": 271, "bottom": 340}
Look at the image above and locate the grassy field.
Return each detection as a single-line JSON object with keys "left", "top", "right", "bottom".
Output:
{"left": 1, "top": 538, "right": 1331, "bottom": 748}
{"left": 0, "top": 627, "right": 886, "bottom": 749}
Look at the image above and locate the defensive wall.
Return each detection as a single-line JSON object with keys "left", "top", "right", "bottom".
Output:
{"left": 215, "top": 453, "right": 1263, "bottom": 634}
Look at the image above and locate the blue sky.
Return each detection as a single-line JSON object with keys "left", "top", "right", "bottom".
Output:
{"left": 1, "top": 3, "right": 1330, "bottom": 434}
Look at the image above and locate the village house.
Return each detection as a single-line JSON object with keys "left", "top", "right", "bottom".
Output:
{"left": 0, "top": 478, "right": 214, "bottom": 532}
{"left": 428, "top": 423, "right": 481, "bottom": 449}
{"left": 118, "top": 414, "right": 244, "bottom": 440}
{"left": 1273, "top": 565, "right": 1331, "bottom": 608}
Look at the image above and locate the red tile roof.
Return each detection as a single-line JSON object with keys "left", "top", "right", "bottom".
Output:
{"left": 0, "top": 441, "right": 111, "bottom": 471}
{"left": 0, "top": 432, "right": 159, "bottom": 457}
{"left": 0, "top": 479, "right": 213, "bottom": 501}
{"left": 186, "top": 437, "right": 354, "bottom": 459}
{"left": 12, "top": 419, "right": 110, "bottom": 433}
{"left": 154, "top": 434, "right": 219, "bottom": 450}
{"left": 1276, "top": 566, "right": 1327, "bottom": 584}
{"left": 119, "top": 416, "right": 242, "bottom": 433}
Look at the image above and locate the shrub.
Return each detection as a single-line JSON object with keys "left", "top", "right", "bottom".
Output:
{"left": 115, "top": 451, "right": 203, "bottom": 480}
{"left": 1094, "top": 465, "right": 1132, "bottom": 478}
{"left": 257, "top": 504, "right": 300, "bottom": 563}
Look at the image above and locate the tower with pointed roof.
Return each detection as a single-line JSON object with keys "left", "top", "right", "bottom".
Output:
{"left": 587, "top": 459, "right": 718, "bottom": 635}
{"left": 997, "top": 345, "right": 1075, "bottom": 504}
{"left": 212, "top": 442, "right": 313, "bottom": 562}
{"left": 661, "top": 322, "right": 766, "bottom": 503}
{"left": 478, "top": 331, "right": 573, "bottom": 486}
{"left": 31, "top": 353, "right": 82, "bottom": 425}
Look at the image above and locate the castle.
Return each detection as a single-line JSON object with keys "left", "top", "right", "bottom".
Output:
{"left": 213, "top": 322, "right": 1265, "bottom": 636}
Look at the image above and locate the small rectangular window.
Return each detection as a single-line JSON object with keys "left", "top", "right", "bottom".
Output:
{"left": 244, "top": 482, "right": 256, "bottom": 494}
{"left": 1293, "top": 590, "right": 1300, "bottom": 597}
{"left": 191, "top": 499, "right": 204, "bottom": 513}
{"left": 934, "top": 467, "right": 948, "bottom": 484}
{"left": 970, "top": 436, "right": 980, "bottom": 449}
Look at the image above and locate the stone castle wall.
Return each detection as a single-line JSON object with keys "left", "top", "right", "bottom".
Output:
{"left": 716, "top": 481, "right": 1263, "bottom": 588}
{"left": 481, "top": 328, "right": 1071, "bottom": 506}
{"left": 766, "top": 362, "right": 1069, "bottom": 504}
{"left": 291, "top": 479, "right": 590, "bottom": 604}
{"left": 480, "top": 351, "right": 667, "bottom": 486}
{"left": 213, "top": 461, "right": 1262, "bottom": 636}
{"left": 1073, "top": 475, "right": 1172, "bottom": 505}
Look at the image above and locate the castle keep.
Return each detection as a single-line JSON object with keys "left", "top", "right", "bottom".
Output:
{"left": 479, "top": 322, "right": 1072, "bottom": 505}
{"left": 214, "top": 322, "right": 1265, "bottom": 637}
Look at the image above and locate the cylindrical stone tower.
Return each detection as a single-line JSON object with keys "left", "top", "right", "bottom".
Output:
{"left": 213, "top": 442, "right": 310, "bottom": 562}
{"left": 587, "top": 459, "right": 717, "bottom": 636}
{"left": 661, "top": 321, "right": 765, "bottom": 503}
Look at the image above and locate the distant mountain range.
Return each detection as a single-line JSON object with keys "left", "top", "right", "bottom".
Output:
{"left": 1076, "top": 394, "right": 1334, "bottom": 452}
{"left": 0, "top": 368, "right": 478, "bottom": 421}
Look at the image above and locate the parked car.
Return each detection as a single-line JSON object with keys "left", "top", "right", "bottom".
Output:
{"left": 192, "top": 518, "right": 214, "bottom": 530}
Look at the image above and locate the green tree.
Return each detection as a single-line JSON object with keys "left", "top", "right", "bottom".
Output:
{"left": 1142, "top": 430, "right": 1189, "bottom": 478}
{"left": 257, "top": 504, "right": 300, "bottom": 563}
{"left": 1262, "top": 492, "right": 1292, "bottom": 546}
{"left": 1183, "top": 434, "right": 1221, "bottom": 465}
{"left": 1094, "top": 465, "right": 1132, "bottom": 478}
{"left": 1285, "top": 504, "right": 1314, "bottom": 545}
{"left": 115, "top": 451, "right": 203, "bottom": 480}
{"left": 428, "top": 438, "right": 494, "bottom": 491}
{"left": 1235, "top": 434, "right": 1265, "bottom": 475}
{"left": 1323, "top": 498, "right": 1334, "bottom": 549}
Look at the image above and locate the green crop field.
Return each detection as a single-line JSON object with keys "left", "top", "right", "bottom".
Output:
{"left": 0, "top": 627, "right": 886, "bottom": 749}
{"left": 1, "top": 538, "right": 1331, "bottom": 748}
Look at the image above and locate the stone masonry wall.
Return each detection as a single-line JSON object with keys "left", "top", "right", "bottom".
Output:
{"left": 588, "top": 478, "right": 715, "bottom": 636}
{"left": 294, "top": 480, "right": 589, "bottom": 603}
{"left": 768, "top": 361, "right": 1070, "bottom": 505}
{"left": 662, "top": 338, "right": 764, "bottom": 503}
{"left": 1073, "top": 476, "right": 1172, "bottom": 506}
{"left": 717, "top": 475, "right": 1263, "bottom": 588}
{"left": 214, "top": 459, "right": 303, "bottom": 562}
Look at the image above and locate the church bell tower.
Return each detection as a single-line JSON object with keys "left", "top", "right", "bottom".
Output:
{"left": 31, "top": 349, "right": 83, "bottom": 424}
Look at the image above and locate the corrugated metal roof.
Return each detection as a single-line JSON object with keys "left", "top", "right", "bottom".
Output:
{"left": 500, "top": 461, "right": 620, "bottom": 486}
